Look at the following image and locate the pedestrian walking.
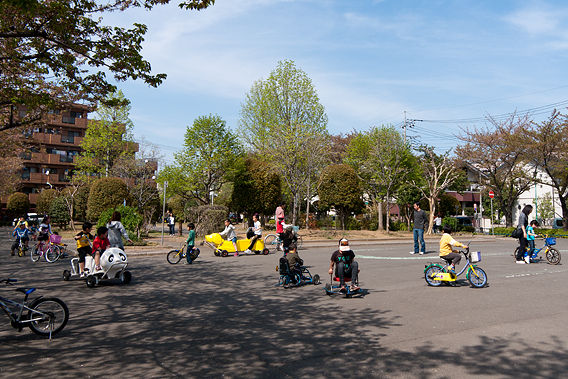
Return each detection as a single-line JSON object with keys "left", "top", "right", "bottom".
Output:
{"left": 107, "top": 211, "right": 133, "bottom": 250}
{"left": 514, "top": 204, "right": 533, "bottom": 264}
{"left": 410, "top": 202, "right": 428, "bottom": 255}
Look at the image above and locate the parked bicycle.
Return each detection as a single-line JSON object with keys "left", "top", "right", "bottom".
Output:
{"left": 0, "top": 278, "right": 69, "bottom": 338}
{"left": 513, "top": 235, "right": 561, "bottom": 265}
{"left": 264, "top": 228, "right": 303, "bottom": 252}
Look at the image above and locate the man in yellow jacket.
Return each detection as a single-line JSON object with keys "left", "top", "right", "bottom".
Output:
{"left": 439, "top": 225, "right": 467, "bottom": 272}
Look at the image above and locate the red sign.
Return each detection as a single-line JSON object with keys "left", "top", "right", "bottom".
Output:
{"left": 488, "top": 191, "right": 495, "bottom": 199}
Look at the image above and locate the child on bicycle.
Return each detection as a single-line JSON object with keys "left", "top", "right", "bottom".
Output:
{"left": 439, "top": 225, "right": 467, "bottom": 272}
{"left": 219, "top": 219, "right": 238, "bottom": 256}
{"left": 11, "top": 223, "right": 31, "bottom": 256}
{"left": 37, "top": 216, "right": 53, "bottom": 244}
{"left": 185, "top": 223, "right": 196, "bottom": 264}
{"left": 91, "top": 226, "right": 110, "bottom": 272}
{"left": 526, "top": 220, "right": 539, "bottom": 263}
{"left": 74, "top": 222, "right": 94, "bottom": 277}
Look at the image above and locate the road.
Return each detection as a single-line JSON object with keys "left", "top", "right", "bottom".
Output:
{"left": 0, "top": 230, "right": 567, "bottom": 378}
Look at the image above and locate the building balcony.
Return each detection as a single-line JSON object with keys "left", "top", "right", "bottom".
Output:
{"left": 26, "top": 153, "right": 76, "bottom": 166}
{"left": 24, "top": 172, "right": 67, "bottom": 186}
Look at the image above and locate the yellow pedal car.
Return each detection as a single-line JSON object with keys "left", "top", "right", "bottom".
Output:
{"left": 204, "top": 233, "right": 269, "bottom": 256}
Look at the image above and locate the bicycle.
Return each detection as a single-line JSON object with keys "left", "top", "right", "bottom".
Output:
{"left": 264, "top": 230, "right": 303, "bottom": 252}
{"left": 424, "top": 245, "right": 488, "bottom": 288}
{"left": 31, "top": 239, "right": 61, "bottom": 263}
{"left": 14, "top": 238, "right": 29, "bottom": 257}
{"left": 513, "top": 235, "right": 561, "bottom": 265}
{"left": 167, "top": 243, "right": 200, "bottom": 264}
{"left": 0, "top": 278, "right": 69, "bottom": 338}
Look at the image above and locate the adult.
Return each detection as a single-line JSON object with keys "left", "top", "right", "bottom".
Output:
{"left": 275, "top": 203, "right": 285, "bottom": 222}
{"left": 167, "top": 211, "right": 175, "bottom": 236}
{"left": 328, "top": 238, "right": 360, "bottom": 292}
{"left": 107, "top": 211, "right": 133, "bottom": 250}
{"left": 515, "top": 204, "right": 533, "bottom": 264}
{"left": 433, "top": 214, "right": 442, "bottom": 233}
{"left": 410, "top": 202, "right": 428, "bottom": 255}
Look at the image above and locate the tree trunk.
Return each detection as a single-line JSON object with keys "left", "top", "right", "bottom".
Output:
{"left": 377, "top": 201, "right": 383, "bottom": 231}
{"left": 305, "top": 177, "right": 310, "bottom": 230}
{"left": 385, "top": 191, "right": 390, "bottom": 233}
{"left": 427, "top": 198, "right": 435, "bottom": 235}
{"left": 559, "top": 194, "right": 568, "bottom": 231}
{"left": 292, "top": 193, "right": 299, "bottom": 225}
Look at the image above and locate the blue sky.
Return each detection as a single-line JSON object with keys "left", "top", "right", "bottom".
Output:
{"left": 105, "top": 0, "right": 568, "bottom": 161}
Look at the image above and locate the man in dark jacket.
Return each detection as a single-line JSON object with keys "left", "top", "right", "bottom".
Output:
{"left": 411, "top": 202, "right": 428, "bottom": 255}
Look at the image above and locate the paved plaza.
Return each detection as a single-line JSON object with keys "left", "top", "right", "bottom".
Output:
{"left": 0, "top": 230, "right": 567, "bottom": 378}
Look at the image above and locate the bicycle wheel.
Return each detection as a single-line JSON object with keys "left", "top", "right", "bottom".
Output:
{"left": 467, "top": 266, "right": 487, "bottom": 288}
{"left": 31, "top": 246, "right": 42, "bottom": 262}
{"left": 546, "top": 248, "right": 561, "bottom": 265}
{"left": 296, "top": 235, "right": 303, "bottom": 249}
{"left": 46, "top": 245, "right": 61, "bottom": 263}
{"left": 264, "top": 234, "right": 278, "bottom": 251}
{"left": 27, "top": 297, "right": 69, "bottom": 337}
{"left": 167, "top": 250, "right": 182, "bottom": 264}
{"left": 424, "top": 265, "right": 443, "bottom": 287}
{"left": 17, "top": 245, "right": 24, "bottom": 257}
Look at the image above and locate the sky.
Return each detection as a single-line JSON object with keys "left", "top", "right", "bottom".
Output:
{"left": 103, "top": 0, "right": 568, "bottom": 162}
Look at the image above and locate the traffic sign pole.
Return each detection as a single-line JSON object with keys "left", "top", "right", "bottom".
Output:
{"left": 488, "top": 191, "right": 495, "bottom": 235}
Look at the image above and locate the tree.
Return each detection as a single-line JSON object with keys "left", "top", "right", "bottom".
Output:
{"left": 526, "top": 112, "right": 568, "bottom": 231}
{"left": 318, "top": 164, "right": 363, "bottom": 230}
{"left": 37, "top": 188, "right": 58, "bottom": 215}
{"left": 0, "top": 0, "right": 215, "bottom": 132}
{"left": 159, "top": 114, "right": 242, "bottom": 205}
{"left": 346, "top": 126, "right": 415, "bottom": 232}
{"left": 438, "top": 193, "right": 461, "bottom": 217}
{"left": 231, "top": 158, "right": 282, "bottom": 223}
{"left": 97, "top": 205, "right": 143, "bottom": 240}
{"left": 73, "top": 183, "right": 91, "bottom": 222}
{"left": 0, "top": 129, "right": 23, "bottom": 196}
{"left": 414, "top": 146, "right": 460, "bottom": 234}
{"left": 456, "top": 115, "right": 534, "bottom": 227}
{"left": 239, "top": 60, "right": 329, "bottom": 225}
{"left": 7, "top": 192, "right": 30, "bottom": 217}
{"left": 87, "top": 177, "right": 129, "bottom": 221}
{"left": 538, "top": 192, "right": 555, "bottom": 223}
{"left": 49, "top": 196, "right": 70, "bottom": 229}
{"left": 75, "top": 90, "right": 135, "bottom": 178}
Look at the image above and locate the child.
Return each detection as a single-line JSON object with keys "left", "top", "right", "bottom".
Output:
{"left": 245, "top": 214, "right": 262, "bottom": 253}
{"left": 11, "top": 223, "right": 31, "bottom": 256}
{"left": 439, "top": 225, "right": 467, "bottom": 272}
{"left": 74, "top": 222, "right": 94, "bottom": 277}
{"left": 328, "top": 238, "right": 360, "bottom": 292}
{"left": 286, "top": 243, "right": 303, "bottom": 278}
{"left": 219, "top": 219, "right": 238, "bottom": 256}
{"left": 185, "top": 223, "right": 196, "bottom": 264}
{"left": 91, "top": 226, "right": 110, "bottom": 272}
{"left": 526, "top": 220, "right": 539, "bottom": 264}
{"left": 37, "top": 216, "right": 53, "bottom": 243}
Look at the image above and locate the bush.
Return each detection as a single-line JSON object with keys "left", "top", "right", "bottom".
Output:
{"left": 74, "top": 184, "right": 91, "bottom": 222}
{"left": 344, "top": 217, "right": 361, "bottom": 230}
{"left": 442, "top": 216, "right": 458, "bottom": 231}
{"left": 49, "top": 196, "right": 70, "bottom": 229}
{"left": 391, "top": 221, "right": 408, "bottom": 231}
{"left": 97, "top": 205, "right": 143, "bottom": 241}
{"left": 87, "top": 177, "right": 129, "bottom": 222}
{"left": 7, "top": 192, "right": 30, "bottom": 217}
{"left": 186, "top": 205, "right": 228, "bottom": 236}
{"left": 37, "top": 189, "right": 58, "bottom": 215}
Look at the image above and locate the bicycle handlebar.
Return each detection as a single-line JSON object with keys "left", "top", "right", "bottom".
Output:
{"left": 2, "top": 278, "right": 17, "bottom": 285}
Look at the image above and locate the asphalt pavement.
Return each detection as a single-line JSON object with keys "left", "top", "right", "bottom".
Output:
{"left": 0, "top": 229, "right": 567, "bottom": 378}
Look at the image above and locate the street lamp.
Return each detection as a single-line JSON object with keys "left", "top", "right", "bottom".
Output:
{"left": 161, "top": 181, "right": 168, "bottom": 246}
{"left": 45, "top": 170, "right": 52, "bottom": 189}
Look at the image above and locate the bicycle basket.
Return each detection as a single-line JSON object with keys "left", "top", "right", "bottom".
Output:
{"left": 49, "top": 234, "right": 62, "bottom": 244}
{"left": 470, "top": 251, "right": 481, "bottom": 263}
{"left": 546, "top": 237, "right": 557, "bottom": 246}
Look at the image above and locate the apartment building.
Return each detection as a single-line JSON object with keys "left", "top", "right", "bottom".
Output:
{"left": 16, "top": 104, "right": 91, "bottom": 206}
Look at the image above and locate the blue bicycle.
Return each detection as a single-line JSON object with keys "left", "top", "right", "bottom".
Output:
{"left": 514, "top": 236, "right": 561, "bottom": 265}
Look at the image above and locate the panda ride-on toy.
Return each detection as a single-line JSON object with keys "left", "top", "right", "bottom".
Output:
{"left": 62, "top": 247, "right": 132, "bottom": 288}
{"left": 204, "top": 233, "right": 269, "bottom": 257}
{"left": 276, "top": 256, "right": 320, "bottom": 288}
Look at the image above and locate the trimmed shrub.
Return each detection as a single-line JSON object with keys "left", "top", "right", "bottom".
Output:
{"left": 442, "top": 216, "right": 458, "bottom": 231}
{"left": 97, "top": 205, "right": 143, "bottom": 241}
{"left": 7, "top": 192, "right": 30, "bottom": 217}
{"left": 37, "top": 189, "right": 58, "bottom": 215}
{"left": 87, "top": 177, "right": 129, "bottom": 222}
{"left": 186, "top": 205, "right": 228, "bottom": 236}
{"left": 49, "top": 196, "right": 70, "bottom": 229}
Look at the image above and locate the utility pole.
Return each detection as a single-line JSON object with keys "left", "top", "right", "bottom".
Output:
{"left": 401, "top": 112, "right": 423, "bottom": 144}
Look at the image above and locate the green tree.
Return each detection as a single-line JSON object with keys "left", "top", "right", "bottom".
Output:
{"left": 527, "top": 112, "right": 568, "bottom": 230}
{"left": 7, "top": 192, "right": 30, "bottom": 217}
{"left": 37, "top": 188, "right": 58, "bottom": 215}
{"left": 49, "top": 196, "right": 70, "bottom": 229}
{"left": 75, "top": 90, "right": 136, "bottom": 178}
{"left": 0, "top": 0, "right": 215, "bottom": 132}
{"left": 318, "top": 164, "right": 363, "bottom": 230}
{"left": 538, "top": 192, "right": 555, "bottom": 222}
{"left": 87, "top": 177, "right": 129, "bottom": 222}
{"left": 456, "top": 115, "right": 534, "bottom": 227}
{"left": 97, "top": 205, "right": 143, "bottom": 241}
{"left": 73, "top": 183, "right": 91, "bottom": 222}
{"left": 158, "top": 114, "right": 242, "bottom": 205}
{"left": 438, "top": 193, "right": 461, "bottom": 217}
{"left": 346, "top": 126, "right": 416, "bottom": 232}
{"left": 231, "top": 158, "right": 282, "bottom": 223}
{"left": 239, "top": 60, "right": 329, "bottom": 225}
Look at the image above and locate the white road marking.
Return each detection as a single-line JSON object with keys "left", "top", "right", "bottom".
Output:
{"left": 504, "top": 268, "right": 568, "bottom": 278}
